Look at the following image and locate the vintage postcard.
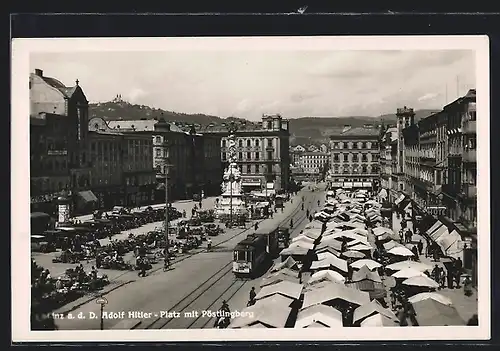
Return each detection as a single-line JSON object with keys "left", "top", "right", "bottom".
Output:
{"left": 11, "top": 35, "right": 490, "bottom": 342}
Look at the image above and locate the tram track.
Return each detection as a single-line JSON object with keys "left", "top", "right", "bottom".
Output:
{"left": 134, "top": 188, "right": 322, "bottom": 330}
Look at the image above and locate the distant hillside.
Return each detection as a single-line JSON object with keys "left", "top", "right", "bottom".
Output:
{"left": 89, "top": 98, "right": 440, "bottom": 145}
{"left": 89, "top": 99, "right": 224, "bottom": 125}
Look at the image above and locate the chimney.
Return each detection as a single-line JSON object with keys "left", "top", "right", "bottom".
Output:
{"left": 342, "top": 125, "right": 352, "bottom": 133}
{"left": 35, "top": 69, "right": 43, "bottom": 77}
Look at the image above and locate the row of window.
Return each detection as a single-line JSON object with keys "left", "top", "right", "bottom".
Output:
{"left": 222, "top": 138, "right": 276, "bottom": 148}
{"left": 330, "top": 165, "right": 379, "bottom": 173}
{"left": 331, "top": 141, "right": 378, "bottom": 149}
{"left": 332, "top": 154, "right": 379, "bottom": 162}
{"left": 222, "top": 151, "right": 277, "bottom": 161}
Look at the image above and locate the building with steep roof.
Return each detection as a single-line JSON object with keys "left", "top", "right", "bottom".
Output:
{"left": 30, "top": 69, "right": 94, "bottom": 214}
{"left": 327, "top": 124, "right": 381, "bottom": 191}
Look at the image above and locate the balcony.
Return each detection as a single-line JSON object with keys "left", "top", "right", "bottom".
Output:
{"left": 463, "top": 150, "right": 477, "bottom": 163}
{"left": 463, "top": 120, "right": 476, "bottom": 134}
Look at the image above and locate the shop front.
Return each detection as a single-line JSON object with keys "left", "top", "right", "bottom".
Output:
{"left": 241, "top": 177, "right": 262, "bottom": 193}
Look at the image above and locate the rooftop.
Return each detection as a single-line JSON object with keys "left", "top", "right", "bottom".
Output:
{"left": 331, "top": 126, "right": 380, "bottom": 137}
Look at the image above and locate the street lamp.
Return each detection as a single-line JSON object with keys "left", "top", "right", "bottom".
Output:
{"left": 163, "top": 144, "right": 174, "bottom": 269}
{"left": 224, "top": 120, "right": 239, "bottom": 224}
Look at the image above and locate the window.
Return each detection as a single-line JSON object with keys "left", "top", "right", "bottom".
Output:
{"left": 372, "top": 142, "right": 379, "bottom": 149}
{"left": 469, "top": 111, "right": 477, "bottom": 121}
{"left": 238, "top": 152, "right": 242, "bottom": 160}
{"left": 247, "top": 152, "right": 251, "bottom": 159}
{"left": 362, "top": 154, "right": 368, "bottom": 162}
{"left": 362, "top": 165, "right": 367, "bottom": 173}
{"left": 247, "top": 165, "right": 252, "bottom": 173}
{"left": 267, "top": 139, "right": 273, "bottom": 147}
{"left": 267, "top": 151, "right": 273, "bottom": 160}
{"left": 353, "top": 142, "right": 358, "bottom": 149}
{"left": 344, "top": 154, "right": 349, "bottom": 162}
{"left": 361, "top": 142, "right": 366, "bottom": 149}
{"left": 255, "top": 164, "right": 260, "bottom": 173}
{"left": 246, "top": 139, "right": 251, "bottom": 147}
{"left": 155, "top": 148, "right": 161, "bottom": 157}
{"left": 255, "top": 139, "right": 260, "bottom": 147}
{"left": 255, "top": 152, "right": 260, "bottom": 160}
{"left": 155, "top": 136, "right": 161, "bottom": 144}
{"left": 222, "top": 152, "right": 227, "bottom": 161}
{"left": 222, "top": 140, "right": 227, "bottom": 147}
{"left": 239, "top": 140, "right": 243, "bottom": 147}
{"left": 352, "top": 154, "right": 358, "bottom": 162}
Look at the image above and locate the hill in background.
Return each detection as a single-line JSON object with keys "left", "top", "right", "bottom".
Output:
{"left": 89, "top": 99, "right": 440, "bottom": 145}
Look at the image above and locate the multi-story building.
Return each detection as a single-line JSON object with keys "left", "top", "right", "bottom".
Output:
{"left": 394, "top": 107, "right": 416, "bottom": 198}
{"left": 92, "top": 117, "right": 222, "bottom": 201}
{"left": 30, "top": 113, "right": 74, "bottom": 214}
{"left": 402, "top": 123, "right": 420, "bottom": 204}
{"left": 328, "top": 125, "right": 381, "bottom": 191}
{"left": 441, "top": 90, "right": 477, "bottom": 274}
{"left": 203, "top": 114, "right": 290, "bottom": 193}
{"left": 298, "top": 151, "right": 330, "bottom": 177}
{"left": 87, "top": 119, "right": 156, "bottom": 208}
{"left": 400, "top": 89, "right": 477, "bottom": 286}
{"left": 87, "top": 130, "right": 125, "bottom": 209}
{"left": 379, "top": 126, "right": 398, "bottom": 202}
{"left": 30, "top": 69, "right": 94, "bottom": 214}
{"left": 290, "top": 145, "right": 306, "bottom": 166}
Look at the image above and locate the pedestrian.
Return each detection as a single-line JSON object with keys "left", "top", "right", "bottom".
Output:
{"left": 417, "top": 240, "right": 424, "bottom": 255}
{"left": 447, "top": 267, "right": 454, "bottom": 289}
{"left": 249, "top": 287, "right": 256, "bottom": 305}
{"left": 431, "top": 265, "right": 440, "bottom": 281}
{"left": 454, "top": 258, "right": 463, "bottom": 288}
{"left": 306, "top": 209, "right": 310, "bottom": 218}
{"left": 309, "top": 215, "right": 313, "bottom": 222}
{"left": 411, "top": 246, "right": 419, "bottom": 261}
{"left": 463, "top": 275, "right": 473, "bottom": 297}
{"left": 396, "top": 304, "right": 408, "bottom": 327}
{"left": 254, "top": 222, "right": 258, "bottom": 231}
{"left": 439, "top": 267, "right": 446, "bottom": 288}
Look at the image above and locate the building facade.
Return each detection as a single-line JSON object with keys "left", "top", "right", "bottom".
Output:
{"left": 93, "top": 117, "right": 222, "bottom": 201}
{"left": 379, "top": 126, "right": 398, "bottom": 202}
{"left": 399, "top": 89, "right": 477, "bottom": 286}
{"left": 204, "top": 114, "right": 290, "bottom": 193}
{"left": 441, "top": 89, "right": 477, "bottom": 244}
{"left": 298, "top": 151, "right": 330, "bottom": 176}
{"left": 394, "top": 107, "right": 416, "bottom": 198}
{"left": 30, "top": 113, "right": 74, "bottom": 214}
{"left": 328, "top": 125, "right": 381, "bottom": 191}
{"left": 30, "top": 69, "right": 93, "bottom": 214}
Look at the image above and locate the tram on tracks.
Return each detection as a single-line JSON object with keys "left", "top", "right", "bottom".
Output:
{"left": 232, "top": 220, "right": 283, "bottom": 278}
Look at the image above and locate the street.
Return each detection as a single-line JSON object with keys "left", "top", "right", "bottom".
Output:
{"left": 52, "top": 185, "right": 324, "bottom": 330}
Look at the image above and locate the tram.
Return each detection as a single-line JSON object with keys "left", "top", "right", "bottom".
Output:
{"left": 232, "top": 221, "right": 280, "bottom": 278}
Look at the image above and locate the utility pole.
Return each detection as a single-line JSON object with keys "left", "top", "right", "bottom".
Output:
{"left": 163, "top": 145, "right": 174, "bottom": 268}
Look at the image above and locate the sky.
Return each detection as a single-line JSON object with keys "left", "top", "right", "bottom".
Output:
{"left": 30, "top": 50, "right": 475, "bottom": 121}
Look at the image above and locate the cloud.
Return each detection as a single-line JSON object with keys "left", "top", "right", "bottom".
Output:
{"left": 418, "top": 93, "right": 440, "bottom": 102}
{"left": 30, "top": 49, "right": 476, "bottom": 120}
{"left": 126, "top": 88, "right": 147, "bottom": 103}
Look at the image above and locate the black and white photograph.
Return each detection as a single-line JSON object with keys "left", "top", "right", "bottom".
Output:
{"left": 12, "top": 36, "right": 490, "bottom": 342}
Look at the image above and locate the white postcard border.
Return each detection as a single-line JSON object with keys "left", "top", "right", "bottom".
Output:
{"left": 11, "top": 35, "right": 491, "bottom": 342}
